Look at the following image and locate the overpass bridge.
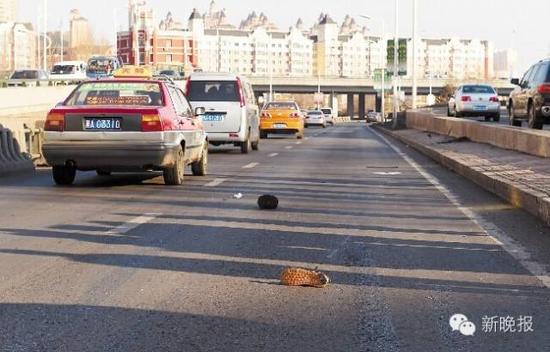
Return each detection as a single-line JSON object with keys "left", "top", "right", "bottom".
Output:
{"left": 248, "top": 76, "right": 514, "bottom": 118}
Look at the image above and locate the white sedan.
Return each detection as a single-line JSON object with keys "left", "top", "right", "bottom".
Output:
{"left": 305, "top": 110, "right": 326, "bottom": 128}
{"left": 447, "top": 84, "right": 501, "bottom": 121}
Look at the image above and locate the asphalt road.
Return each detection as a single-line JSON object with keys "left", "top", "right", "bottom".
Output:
{"left": 1, "top": 123, "right": 550, "bottom": 351}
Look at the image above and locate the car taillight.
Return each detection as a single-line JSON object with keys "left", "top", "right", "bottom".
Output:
{"left": 141, "top": 114, "right": 162, "bottom": 132}
{"left": 289, "top": 112, "right": 300, "bottom": 118}
{"left": 236, "top": 77, "right": 245, "bottom": 108}
{"left": 538, "top": 84, "right": 550, "bottom": 94}
{"left": 261, "top": 112, "right": 271, "bottom": 118}
{"left": 489, "top": 96, "right": 499, "bottom": 102}
{"left": 461, "top": 96, "right": 471, "bottom": 102}
{"left": 44, "top": 112, "right": 65, "bottom": 131}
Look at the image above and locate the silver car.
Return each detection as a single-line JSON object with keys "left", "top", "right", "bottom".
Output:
{"left": 186, "top": 73, "right": 260, "bottom": 154}
{"left": 447, "top": 84, "right": 501, "bottom": 121}
{"left": 305, "top": 110, "right": 326, "bottom": 128}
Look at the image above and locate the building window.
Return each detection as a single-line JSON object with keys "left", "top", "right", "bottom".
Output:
{"left": 166, "top": 54, "right": 172, "bottom": 63}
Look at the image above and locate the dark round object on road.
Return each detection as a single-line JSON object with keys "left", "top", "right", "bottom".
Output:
{"left": 258, "top": 195, "right": 278, "bottom": 210}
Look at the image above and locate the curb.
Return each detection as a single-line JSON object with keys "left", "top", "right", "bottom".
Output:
{"left": 372, "top": 124, "right": 550, "bottom": 227}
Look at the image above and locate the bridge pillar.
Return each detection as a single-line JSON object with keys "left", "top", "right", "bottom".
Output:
{"left": 346, "top": 94, "right": 354, "bottom": 118}
{"left": 358, "top": 93, "right": 366, "bottom": 120}
{"left": 330, "top": 92, "right": 338, "bottom": 114}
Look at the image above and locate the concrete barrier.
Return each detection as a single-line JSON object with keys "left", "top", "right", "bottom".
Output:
{"left": 406, "top": 110, "right": 550, "bottom": 158}
{"left": 0, "top": 123, "right": 34, "bottom": 175}
{"left": 0, "top": 86, "right": 74, "bottom": 117}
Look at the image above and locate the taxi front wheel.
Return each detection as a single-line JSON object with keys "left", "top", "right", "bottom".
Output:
{"left": 163, "top": 146, "right": 185, "bottom": 185}
{"left": 52, "top": 165, "right": 76, "bottom": 186}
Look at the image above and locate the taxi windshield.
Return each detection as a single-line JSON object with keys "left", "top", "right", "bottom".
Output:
{"left": 65, "top": 82, "right": 164, "bottom": 106}
{"left": 265, "top": 102, "right": 298, "bottom": 110}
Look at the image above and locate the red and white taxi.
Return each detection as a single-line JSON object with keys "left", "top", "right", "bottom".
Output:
{"left": 42, "top": 66, "right": 208, "bottom": 186}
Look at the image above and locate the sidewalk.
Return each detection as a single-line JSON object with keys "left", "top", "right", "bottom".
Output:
{"left": 373, "top": 125, "right": 550, "bottom": 226}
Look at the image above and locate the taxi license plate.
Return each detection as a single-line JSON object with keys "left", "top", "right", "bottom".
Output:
{"left": 273, "top": 124, "right": 287, "bottom": 129}
{"left": 84, "top": 118, "right": 121, "bottom": 130}
{"left": 474, "top": 105, "right": 487, "bottom": 111}
{"left": 202, "top": 114, "right": 225, "bottom": 122}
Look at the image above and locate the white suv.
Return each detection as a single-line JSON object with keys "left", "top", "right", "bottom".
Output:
{"left": 186, "top": 73, "right": 260, "bottom": 153}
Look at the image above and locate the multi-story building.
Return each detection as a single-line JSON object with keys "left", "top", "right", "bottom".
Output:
{"left": 0, "top": 22, "right": 37, "bottom": 71}
{"left": 0, "top": 0, "right": 16, "bottom": 22}
{"left": 116, "top": 1, "right": 495, "bottom": 81}
{"left": 407, "top": 38, "right": 494, "bottom": 80}
{"left": 69, "top": 9, "right": 91, "bottom": 48}
{"left": 494, "top": 49, "right": 518, "bottom": 79}
{"left": 118, "top": 3, "right": 194, "bottom": 70}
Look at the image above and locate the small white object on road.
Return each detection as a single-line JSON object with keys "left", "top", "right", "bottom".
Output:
{"left": 285, "top": 146, "right": 293, "bottom": 150}
{"left": 268, "top": 153, "right": 279, "bottom": 157}
{"left": 233, "top": 193, "right": 243, "bottom": 200}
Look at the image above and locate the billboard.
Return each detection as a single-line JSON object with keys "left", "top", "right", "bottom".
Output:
{"left": 387, "top": 39, "right": 407, "bottom": 76}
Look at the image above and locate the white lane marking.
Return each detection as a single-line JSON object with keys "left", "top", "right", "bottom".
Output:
{"left": 285, "top": 146, "right": 293, "bottom": 150}
{"left": 106, "top": 213, "right": 159, "bottom": 236}
{"left": 373, "top": 171, "right": 402, "bottom": 176}
{"left": 204, "top": 178, "right": 227, "bottom": 187}
{"left": 296, "top": 141, "right": 302, "bottom": 145}
{"left": 242, "top": 162, "right": 259, "bottom": 169}
{"left": 370, "top": 127, "right": 550, "bottom": 289}
{"left": 304, "top": 137, "right": 309, "bottom": 140}
{"left": 268, "top": 153, "right": 279, "bottom": 157}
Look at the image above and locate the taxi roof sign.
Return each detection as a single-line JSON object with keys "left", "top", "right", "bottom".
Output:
{"left": 113, "top": 66, "right": 153, "bottom": 79}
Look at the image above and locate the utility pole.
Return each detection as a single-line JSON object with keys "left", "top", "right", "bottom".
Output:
{"left": 392, "top": 0, "right": 399, "bottom": 127}
{"left": 412, "top": 0, "right": 418, "bottom": 109}
{"left": 60, "top": 20, "right": 63, "bottom": 62}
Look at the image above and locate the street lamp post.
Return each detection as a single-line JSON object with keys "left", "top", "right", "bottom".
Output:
{"left": 392, "top": 0, "right": 399, "bottom": 127}
{"left": 43, "top": 0, "right": 47, "bottom": 71}
{"left": 269, "top": 33, "right": 273, "bottom": 102}
{"left": 412, "top": 0, "right": 418, "bottom": 109}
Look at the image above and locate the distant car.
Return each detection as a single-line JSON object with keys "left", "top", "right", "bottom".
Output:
{"left": 259, "top": 101, "right": 305, "bottom": 139}
{"left": 367, "top": 111, "right": 381, "bottom": 122}
{"left": 50, "top": 61, "right": 87, "bottom": 84}
{"left": 447, "top": 84, "right": 501, "bottom": 121}
{"left": 42, "top": 66, "right": 208, "bottom": 186}
{"left": 7, "top": 69, "right": 49, "bottom": 87}
{"left": 508, "top": 58, "right": 550, "bottom": 129}
{"left": 158, "top": 70, "right": 183, "bottom": 80}
{"left": 86, "top": 56, "right": 122, "bottom": 79}
{"left": 186, "top": 72, "right": 260, "bottom": 153}
{"left": 305, "top": 110, "right": 326, "bottom": 128}
{"left": 320, "top": 107, "right": 335, "bottom": 125}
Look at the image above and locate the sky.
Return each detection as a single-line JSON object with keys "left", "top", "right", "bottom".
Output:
{"left": 17, "top": 0, "right": 550, "bottom": 75}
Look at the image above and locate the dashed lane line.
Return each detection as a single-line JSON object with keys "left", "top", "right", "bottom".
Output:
{"left": 204, "top": 178, "right": 227, "bottom": 187}
{"left": 242, "top": 162, "right": 259, "bottom": 169}
{"left": 268, "top": 153, "right": 279, "bottom": 157}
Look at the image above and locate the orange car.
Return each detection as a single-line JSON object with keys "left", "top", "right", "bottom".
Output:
{"left": 259, "top": 101, "right": 305, "bottom": 139}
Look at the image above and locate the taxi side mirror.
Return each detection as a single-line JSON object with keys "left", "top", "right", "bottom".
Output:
{"left": 194, "top": 107, "right": 206, "bottom": 116}
{"left": 511, "top": 78, "right": 520, "bottom": 86}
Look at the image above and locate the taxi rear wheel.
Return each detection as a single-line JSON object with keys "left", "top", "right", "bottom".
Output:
{"left": 191, "top": 143, "right": 208, "bottom": 176}
{"left": 52, "top": 165, "right": 76, "bottom": 186}
{"left": 163, "top": 146, "right": 185, "bottom": 185}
